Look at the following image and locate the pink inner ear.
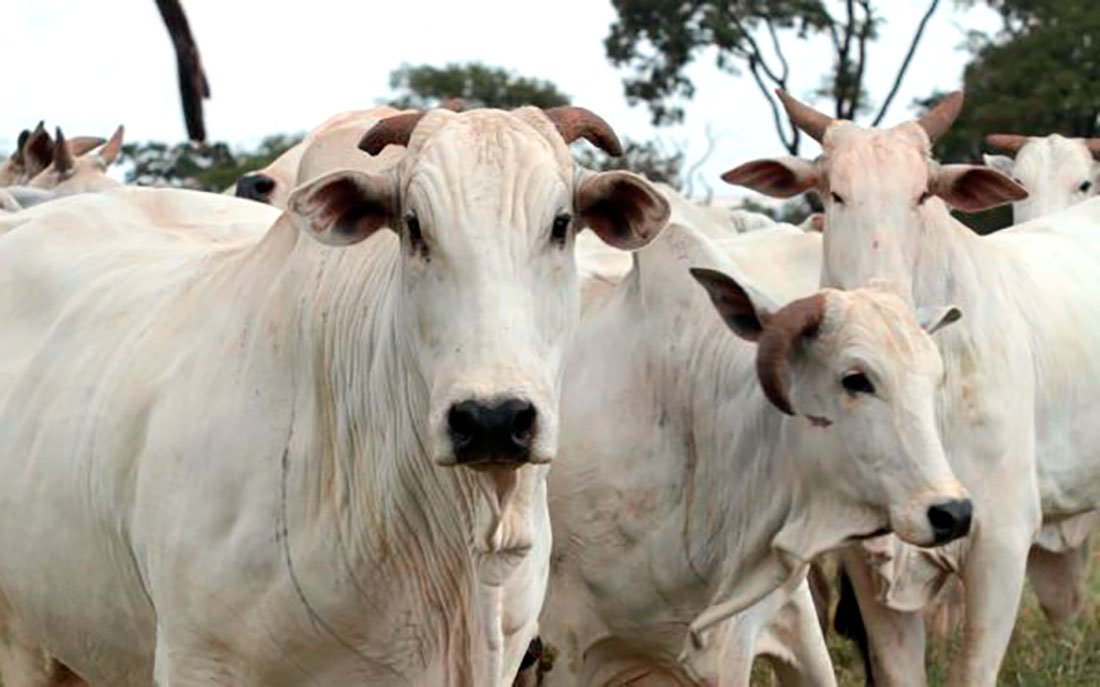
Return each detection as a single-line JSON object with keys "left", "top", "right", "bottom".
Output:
{"left": 578, "top": 174, "right": 669, "bottom": 250}
{"left": 942, "top": 168, "right": 1028, "bottom": 213}
{"left": 721, "top": 160, "right": 814, "bottom": 198}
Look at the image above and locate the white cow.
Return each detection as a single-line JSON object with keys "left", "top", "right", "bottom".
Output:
{"left": 24, "top": 125, "right": 123, "bottom": 196}
{"left": 724, "top": 90, "right": 1100, "bottom": 687}
{"left": 536, "top": 214, "right": 970, "bottom": 686}
{"left": 0, "top": 106, "right": 669, "bottom": 687}
{"left": 233, "top": 106, "right": 412, "bottom": 207}
{"left": 0, "top": 123, "right": 104, "bottom": 188}
{"left": 984, "top": 133, "right": 1100, "bottom": 222}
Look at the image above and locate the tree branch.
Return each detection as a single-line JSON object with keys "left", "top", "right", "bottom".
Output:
{"left": 871, "top": 0, "right": 941, "bottom": 126}
{"left": 835, "top": 0, "right": 856, "bottom": 118}
{"left": 849, "top": 0, "right": 874, "bottom": 119}
{"left": 155, "top": 0, "right": 210, "bottom": 142}
{"left": 765, "top": 17, "right": 790, "bottom": 84}
{"left": 749, "top": 59, "right": 798, "bottom": 155}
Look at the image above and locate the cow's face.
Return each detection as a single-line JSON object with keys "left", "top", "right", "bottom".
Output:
{"left": 288, "top": 108, "right": 669, "bottom": 471}
{"left": 721, "top": 92, "right": 1028, "bottom": 295}
{"left": 693, "top": 270, "right": 971, "bottom": 547}
{"left": 985, "top": 134, "right": 1100, "bottom": 222}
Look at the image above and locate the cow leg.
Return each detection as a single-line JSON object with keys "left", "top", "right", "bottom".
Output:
{"left": 757, "top": 581, "right": 837, "bottom": 687}
{"left": 1027, "top": 538, "right": 1091, "bottom": 625}
{"left": 837, "top": 548, "right": 927, "bottom": 687}
{"left": 950, "top": 522, "right": 1033, "bottom": 687}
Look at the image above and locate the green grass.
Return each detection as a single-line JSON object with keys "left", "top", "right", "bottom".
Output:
{"left": 753, "top": 552, "right": 1100, "bottom": 686}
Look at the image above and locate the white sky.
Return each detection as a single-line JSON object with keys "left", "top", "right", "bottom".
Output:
{"left": 2, "top": 1, "right": 999, "bottom": 199}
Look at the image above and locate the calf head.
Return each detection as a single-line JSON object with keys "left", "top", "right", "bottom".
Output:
{"left": 984, "top": 133, "right": 1100, "bottom": 221}
{"left": 288, "top": 106, "right": 669, "bottom": 470}
{"left": 692, "top": 268, "right": 971, "bottom": 547}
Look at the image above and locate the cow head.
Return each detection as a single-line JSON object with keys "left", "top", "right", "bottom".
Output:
{"left": 288, "top": 107, "right": 669, "bottom": 470}
{"left": 27, "top": 126, "right": 123, "bottom": 194}
{"left": 692, "top": 268, "right": 971, "bottom": 547}
{"left": 722, "top": 91, "right": 1028, "bottom": 293}
{"left": 984, "top": 133, "right": 1100, "bottom": 222}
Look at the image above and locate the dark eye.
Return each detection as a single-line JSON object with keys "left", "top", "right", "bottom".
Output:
{"left": 841, "top": 372, "right": 876, "bottom": 396}
{"left": 830, "top": 192, "right": 844, "bottom": 205}
{"left": 918, "top": 190, "right": 933, "bottom": 205}
{"left": 551, "top": 213, "right": 572, "bottom": 247}
{"left": 1079, "top": 180, "right": 1093, "bottom": 193}
{"left": 405, "top": 213, "right": 425, "bottom": 254}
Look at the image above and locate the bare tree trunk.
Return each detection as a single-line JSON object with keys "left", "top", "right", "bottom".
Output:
{"left": 155, "top": 0, "right": 210, "bottom": 142}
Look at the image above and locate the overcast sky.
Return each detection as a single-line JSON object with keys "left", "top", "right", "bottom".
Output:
{"left": 3, "top": 1, "right": 999, "bottom": 199}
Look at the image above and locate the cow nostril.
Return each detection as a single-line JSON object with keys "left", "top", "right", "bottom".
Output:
{"left": 509, "top": 402, "right": 537, "bottom": 448}
{"left": 447, "top": 401, "right": 479, "bottom": 450}
{"left": 927, "top": 498, "right": 973, "bottom": 544}
{"left": 254, "top": 176, "right": 276, "bottom": 196}
{"left": 235, "top": 174, "right": 277, "bottom": 202}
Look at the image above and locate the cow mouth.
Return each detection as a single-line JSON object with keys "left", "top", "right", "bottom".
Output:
{"left": 845, "top": 526, "right": 892, "bottom": 543}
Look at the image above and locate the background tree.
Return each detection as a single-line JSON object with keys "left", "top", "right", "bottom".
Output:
{"left": 121, "top": 134, "right": 301, "bottom": 191}
{"left": 389, "top": 62, "right": 571, "bottom": 110}
{"left": 918, "top": 0, "right": 1100, "bottom": 232}
{"left": 605, "top": 0, "right": 942, "bottom": 155}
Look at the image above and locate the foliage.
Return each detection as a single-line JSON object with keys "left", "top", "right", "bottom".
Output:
{"left": 605, "top": 0, "right": 942, "bottom": 153}
{"left": 121, "top": 134, "right": 302, "bottom": 192}
{"left": 575, "top": 139, "right": 684, "bottom": 187}
{"left": 388, "top": 62, "right": 570, "bottom": 110}
{"left": 917, "top": 0, "right": 1100, "bottom": 232}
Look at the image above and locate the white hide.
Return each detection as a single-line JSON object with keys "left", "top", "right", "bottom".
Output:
{"left": 984, "top": 134, "right": 1100, "bottom": 222}
{"left": 0, "top": 108, "right": 668, "bottom": 687}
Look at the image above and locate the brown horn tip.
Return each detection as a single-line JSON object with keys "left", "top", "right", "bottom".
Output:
{"left": 984, "top": 133, "right": 1030, "bottom": 155}
{"left": 775, "top": 89, "right": 835, "bottom": 143}
{"left": 1083, "top": 139, "right": 1100, "bottom": 162}
{"left": 358, "top": 112, "right": 427, "bottom": 156}
{"left": 53, "top": 127, "right": 74, "bottom": 173}
{"left": 544, "top": 106, "right": 623, "bottom": 157}
{"left": 755, "top": 293, "right": 827, "bottom": 416}
{"left": 917, "top": 90, "right": 964, "bottom": 143}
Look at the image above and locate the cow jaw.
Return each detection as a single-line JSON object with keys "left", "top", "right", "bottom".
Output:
{"left": 469, "top": 465, "right": 542, "bottom": 562}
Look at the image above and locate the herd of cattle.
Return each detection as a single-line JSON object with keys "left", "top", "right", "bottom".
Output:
{"left": 0, "top": 91, "right": 1097, "bottom": 687}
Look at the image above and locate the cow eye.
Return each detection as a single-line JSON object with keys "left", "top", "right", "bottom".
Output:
{"left": 918, "top": 190, "right": 933, "bottom": 205}
{"left": 1079, "top": 180, "right": 1093, "bottom": 193}
{"left": 841, "top": 372, "right": 876, "bottom": 396}
{"left": 405, "top": 213, "right": 425, "bottom": 254}
{"left": 830, "top": 191, "right": 844, "bottom": 205}
{"left": 551, "top": 213, "right": 572, "bottom": 247}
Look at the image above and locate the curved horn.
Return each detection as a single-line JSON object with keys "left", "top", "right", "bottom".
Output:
{"left": 358, "top": 112, "right": 427, "bottom": 156}
{"left": 1084, "top": 139, "right": 1100, "bottom": 162}
{"left": 775, "top": 89, "right": 834, "bottom": 143}
{"left": 755, "top": 293, "right": 827, "bottom": 416}
{"left": 984, "top": 133, "right": 1030, "bottom": 156}
{"left": 917, "top": 91, "right": 964, "bottom": 142}
{"left": 53, "top": 128, "right": 75, "bottom": 174}
{"left": 543, "top": 106, "right": 623, "bottom": 156}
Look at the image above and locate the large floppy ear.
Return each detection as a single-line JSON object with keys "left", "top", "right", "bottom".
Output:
{"left": 575, "top": 170, "right": 670, "bottom": 250}
{"left": 932, "top": 164, "right": 1028, "bottom": 213}
{"left": 916, "top": 305, "right": 962, "bottom": 335}
{"left": 287, "top": 171, "right": 397, "bottom": 246}
{"left": 689, "top": 267, "right": 767, "bottom": 342}
{"left": 721, "top": 157, "right": 818, "bottom": 199}
{"left": 982, "top": 154, "right": 1015, "bottom": 178}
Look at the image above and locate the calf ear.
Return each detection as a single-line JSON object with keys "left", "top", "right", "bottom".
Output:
{"left": 916, "top": 305, "right": 962, "bottom": 335}
{"left": 98, "top": 125, "right": 125, "bottom": 166}
{"left": 982, "top": 154, "right": 1015, "bottom": 177}
{"left": 689, "top": 267, "right": 767, "bottom": 342}
{"left": 576, "top": 170, "right": 669, "bottom": 250}
{"left": 288, "top": 171, "right": 397, "bottom": 246}
{"left": 933, "top": 164, "right": 1028, "bottom": 213}
{"left": 721, "top": 157, "right": 818, "bottom": 198}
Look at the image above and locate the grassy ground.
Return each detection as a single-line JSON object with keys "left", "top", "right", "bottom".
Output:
{"left": 755, "top": 551, "right": 1100, "bottom": 686}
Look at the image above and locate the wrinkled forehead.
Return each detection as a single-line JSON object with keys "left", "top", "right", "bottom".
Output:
{"left": 823, "top": 289, "right": 937, "bottom": 364}
{"left": 401, "top": 110, "right": 573, "bottom": 199}
{"left": 823, "top": 122, "right": 931, "bottom": 190}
